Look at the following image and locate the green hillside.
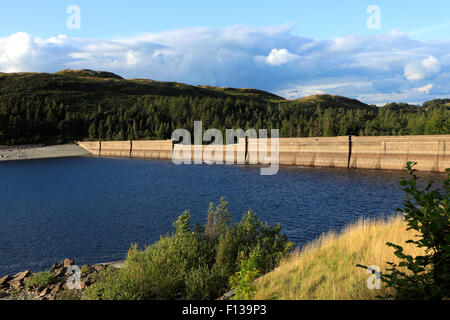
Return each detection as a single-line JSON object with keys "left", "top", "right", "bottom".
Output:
{"left": 0, "top": 70, "right": 448, "bottom": 145}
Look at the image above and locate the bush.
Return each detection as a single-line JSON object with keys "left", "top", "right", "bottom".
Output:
{"left": 85, "top": 198, "right": 292, "bottom": 300}
{"left": 57, "top": 289, "right": 81, "bottom": 300}
{"left": 382, "top": 162, "right": 449, "bottom": 300}
{"left": 80, "top": 264, "right": 93, "bottom": 275}
{"left": 229, "top": 246, "right": 262, "bottom": 300}
{"left": 358, "top": 162, "right": 449, "bottom": 300}
{"left": 25, "top": 271, "right": 56, "bottom": 290}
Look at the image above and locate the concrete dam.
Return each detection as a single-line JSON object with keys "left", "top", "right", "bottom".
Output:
{"left": 77, "top": 135, "right": 450, "bottom": 173}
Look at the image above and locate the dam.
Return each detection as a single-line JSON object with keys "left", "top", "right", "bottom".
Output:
{"left": 77, "top": 135, "right": 450, "bottom": 173}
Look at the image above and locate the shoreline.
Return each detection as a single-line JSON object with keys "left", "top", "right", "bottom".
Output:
{"left": 0, "top": 144, "right": 92, "bottom": 162}
{"left": 0, "top": 259, "right": 125, "bottom": 300}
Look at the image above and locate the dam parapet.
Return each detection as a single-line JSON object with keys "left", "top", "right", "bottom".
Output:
{"left": 77, "top": 135, "right": 450, "bottom": 173}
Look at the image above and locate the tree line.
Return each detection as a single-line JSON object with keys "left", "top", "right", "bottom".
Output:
{"left": 0, "top": 95, "right": 448, "bottom": 146}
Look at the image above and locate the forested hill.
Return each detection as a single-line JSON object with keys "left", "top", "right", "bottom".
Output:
{"left": 0, "top": 70, "right": 449, "bottom": 145}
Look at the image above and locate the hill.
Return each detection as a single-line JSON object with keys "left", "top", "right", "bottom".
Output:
{"left": 254, "top": 215, "right": 424, "bottom": 300}
{"left": 0, "top": 70, "right": 448, "bottom": 145}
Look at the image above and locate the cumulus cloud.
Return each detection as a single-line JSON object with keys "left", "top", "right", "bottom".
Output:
{"left": 404, "top": 56, "right": 441, "bottom": 80}
{"left": 0, "top": 24, "right": 449, "bottom": 104}
{"left": 259, "top": 48, "right": 300, "bottom": 66}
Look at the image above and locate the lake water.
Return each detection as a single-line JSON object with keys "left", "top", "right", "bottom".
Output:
{"left": 0, "top": 156, "right": 442, "bottom": 276}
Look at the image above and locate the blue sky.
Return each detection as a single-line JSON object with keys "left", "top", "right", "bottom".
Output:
{"left": 1, "top": 0, "right": 449, "bottom": 104}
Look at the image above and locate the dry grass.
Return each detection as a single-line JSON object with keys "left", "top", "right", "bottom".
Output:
{"left": 254, "top": 215, "right": 425, "bottom": 300}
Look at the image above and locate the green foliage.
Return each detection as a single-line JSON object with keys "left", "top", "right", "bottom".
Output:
{"left": 83, "top": 266, "right": 144, "bottom": 300}
{"left": 381, "top": 162, "right": 450, "bottom": 300}
{"left": 0, "top": 72, "right": 449, "bottom": 146}
{"left": 85, "top": 198, "right": 292, "bottom": 300}
{"left": 25, "top": 271, "right": 56, "bottom": 290}
{"left": 229, "top": 246, "right": 262, "bottom": 300}
{"left": 358, "top": 162, "right": 450, "bottom": 300}
{"left": 80, "top": 264, "right": 93, "bottom": 275}
{"left": 56, "top": 289, "right": 81, "bottom": 300}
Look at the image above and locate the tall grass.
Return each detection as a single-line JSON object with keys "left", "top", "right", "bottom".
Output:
{"left": 254, "top": 215, "right": 425, "bottom": 300}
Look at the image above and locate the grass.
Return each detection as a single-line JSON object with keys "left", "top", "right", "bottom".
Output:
{"left": 56, "top": 289, "right": 81, "bottom": 300}
{"left": 25, "top": 271, "right": 56, "bottom": 290}
{"left": 254, "top": 215, "right": 425, "bottom": 300}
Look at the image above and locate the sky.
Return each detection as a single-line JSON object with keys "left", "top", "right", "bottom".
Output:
{"left": 0, "top": 0, "right": 449, "bottom": 104}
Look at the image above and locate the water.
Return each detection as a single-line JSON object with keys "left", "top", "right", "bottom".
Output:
{"left": 0, "top": 157, "right": 443, "bottom": 276}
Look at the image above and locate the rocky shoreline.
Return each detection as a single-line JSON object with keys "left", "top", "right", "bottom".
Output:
{"left": 0, "top": 259, "right": 124, "bottom": 300}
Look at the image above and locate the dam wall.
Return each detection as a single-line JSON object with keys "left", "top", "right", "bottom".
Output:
{"left": 77, "top": 135, "right": 450, "bottom": 173}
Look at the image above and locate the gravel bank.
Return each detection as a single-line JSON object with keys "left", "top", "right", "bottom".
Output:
{"left": 0, "top": 144, "right": 92, "bottom": 162}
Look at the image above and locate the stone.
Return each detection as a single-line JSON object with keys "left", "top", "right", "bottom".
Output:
{"left": 9, "top": 279, "right": 23, "bottom": 290}
{"left": 0, "top": 275, "right": 10, "bottom": 288}
{"left": 50, "top": 263, "right": 62, "bottom": 271}
{"left": 50, "top": 283, "right": 62, "bottom": 296}
{"left": 93, "top": 265, "right": 104, "bottom": 272}
{"left": 39, "top": 287, "right": 49, "bottom": 297}
{"left": 54, "top": 267, "right": 65, "bottom": 277}
{"left": 79, "top": 280, "right": 89, "bottom": 290}
{"left": 63, "top": 259, "right": 75, "bottom": 268}
{"left": 12, "top": 270, "right": 30, "bottom": 282}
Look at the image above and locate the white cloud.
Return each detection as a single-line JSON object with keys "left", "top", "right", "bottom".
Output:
{"left": 414, "top": 83, "right": 433, "bottom": 94}
{"left": 0, "top": 32, "right": 33, "bottom": 72}
{"left": 262, "top": 48, "right": 299, "bottom": 66}
{"left": 0, "top": 25, "right": 449, "bottom": 104}
{"left": 404, "top": 55, "right": 440, "bottom": 80}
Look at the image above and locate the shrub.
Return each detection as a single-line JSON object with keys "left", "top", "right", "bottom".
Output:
{"left": 80, "top": 264, "right": 93, "bottom": 275}
{"left": 25, "top": 271, "right": 56, "bottom": 290}
{"left": 229, "top": 246, "right": 262, "bottom": 300}
{"left": 358, "top": 162, "right": 449, "bottom": 300}
{"left": 83, "top": 266, "right": 143, "bottom": 300}
{"left": 57, "top": 289, "right": 81, "bottom": 300}
{"left": 85, "top": 198, "right": 292, "bottom": 300}
{"left": 382, "top": 162, "right": 449, "bottom": 300}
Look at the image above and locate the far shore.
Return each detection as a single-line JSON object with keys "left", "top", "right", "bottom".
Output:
{"left": 0, "top": 144, "right": 92, "bottom": 162}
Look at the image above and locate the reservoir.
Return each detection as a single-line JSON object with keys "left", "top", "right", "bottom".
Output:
{"left": 0, "top": 157, "right": 442, "bottom": 276}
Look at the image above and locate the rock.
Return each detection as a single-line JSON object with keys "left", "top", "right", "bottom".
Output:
{"left": 93, "top": 265, "right": 104, "bottom": 272}
{"left": 63, "top": 259, "right": 75, "bottom": 268}
{"left": 218, "top": 289, "right": 236, "bottom": 300}
{"left": 12, "top": 270, "right": 30, "bottom": 282}
{"left": 39, "top": 287, "right": 49, "bottom": 297}
{"left": 0, "top": 275, "right": 10, "bottom": 288}
{"left": 50, "top": 263, "right": 62, "bottom": 271}
{"left": 9, "top": 279, "right": 23, "bottom": 290}
{"left": 7, "top": 270, "right": 30, "bottom": 290}
{"left": 79, "top": 280, "right": 89, "bottom": 290}
{"left": 54, "top": 267, "right": 65, "bottom": 277}
{"left": 50, "top": 283, "right": 62, "bottom": 296}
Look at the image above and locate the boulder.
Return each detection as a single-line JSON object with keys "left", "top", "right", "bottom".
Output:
{"left": 0, "top": 275, "right": 10, "bottom": 288}
{"left": 50, "top": 263, "right": 62, "bottom": 271}
{"left": 63, "top": 259, "right": 75, "bottom": 268}
{"left": 93, "top": 265, "right": 104, "bottom": 272}
{"left": 9, "top": 279, "right": 23, "bottom": 290}
{"left": 39, "top": 287, "right": 49, "bottom": 297}
{"left": 53, "top": 267, "right": 65, "bottom": 277}
{"left": 12, "top": 270, "right": 30, "bottom": 282}
{"left": 79, "top": 280, "right": 90, "bottom": 290}
{"left": 51, "top": 283, "right": 62, "bottom": 296}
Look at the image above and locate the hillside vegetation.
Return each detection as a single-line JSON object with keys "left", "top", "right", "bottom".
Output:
{"left": 0, "top": 70, "right": 449, "bottom": 145}
{"left": 253, "top": 215, "right": 424, "bottom": 300}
